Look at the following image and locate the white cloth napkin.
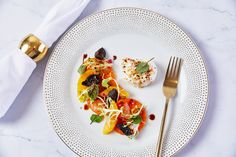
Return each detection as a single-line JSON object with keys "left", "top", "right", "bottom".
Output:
{"left": 0, "top": 0, "right": 90, "bottom": 118}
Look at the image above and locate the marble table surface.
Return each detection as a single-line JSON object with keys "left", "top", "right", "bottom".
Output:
{"left": 1, "top": 0, "right": 236, "bottom": 156}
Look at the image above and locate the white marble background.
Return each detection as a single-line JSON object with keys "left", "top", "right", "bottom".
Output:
{"left": 0, "top": 0, "right": 236, "bottom": 156}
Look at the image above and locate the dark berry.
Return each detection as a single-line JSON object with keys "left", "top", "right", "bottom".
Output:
{"left": 82, "top": 74, "right": 100, "bottom": 86}
{"left": 108, "top": 89, "right": 118, "bottom": 101}
{"left": 95, "top": 47, "right": 106, "bottom": 60}
{"left": 117, "top": 123, "right": 133, "bottom": 136}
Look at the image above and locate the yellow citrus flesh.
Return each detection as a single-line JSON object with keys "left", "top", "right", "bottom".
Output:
{"left": 100, "top": 86, "right": 129, "bottom": 98}
{"left": 77, "top": 70, "right": 97, "bottom": 98}
{"left": 103, "top": 101, "right": 118, "bottom": 134}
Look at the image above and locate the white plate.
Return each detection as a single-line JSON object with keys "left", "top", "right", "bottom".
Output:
{"left": 43, "top": 8, "right": 208, "bottom": 157}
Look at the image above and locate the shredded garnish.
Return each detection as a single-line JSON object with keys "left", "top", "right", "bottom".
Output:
{"left": 104, "top": 110, "right": 121, "bottom": 128}
{"left": 97, "top": 96, "right": 109, "bottom": 109}
{"left": 78, "top": 89, "right": 89, "bottom": 99}
{"left": 131, "top": 104, "right": 144, "bottom": 117}
{"left": 103, "top": 109, "right": 122, "bottom": 114}
{"left": 128, "top": 124, "right": 140, "bottom": 139}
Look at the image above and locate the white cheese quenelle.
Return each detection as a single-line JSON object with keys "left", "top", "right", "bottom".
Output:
{"left": 121, "top": 58, "right": 157, "bottom": 88}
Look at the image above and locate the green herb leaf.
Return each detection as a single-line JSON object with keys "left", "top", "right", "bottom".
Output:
{"left": 90, "top": 114, "right": 103, "bottom": 124}
{"left": 78, "top": 64, "right": 87, "bottom": 74}
{"left": 102, "top": 77, "right": 112, "bottom": 88}
{"left": 88, "top": 84, "right": 99, "bottom": 101}
{"left": 131, "top": 115, "right": 142, "bottom": 124}
{"left": 135, "top": 58, "right": 155, "bottom": 74}
{"left": 136, "top": 62, "right": 149, "bottom": 74}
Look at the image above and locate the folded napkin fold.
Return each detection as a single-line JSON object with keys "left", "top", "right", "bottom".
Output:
{"left": 0, "top": 0, "right": 90, "bottom": 118}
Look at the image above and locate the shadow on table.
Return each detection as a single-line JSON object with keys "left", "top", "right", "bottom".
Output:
{"left": 174, "top": 32, "right": 217, "bottom": 156}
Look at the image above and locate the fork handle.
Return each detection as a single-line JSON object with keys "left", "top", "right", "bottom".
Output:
{"left": 156, "top": 98, "right": 170, "bottom": 157}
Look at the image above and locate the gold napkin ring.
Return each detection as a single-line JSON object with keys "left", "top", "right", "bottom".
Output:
{"left": 19, "top": 34, "right": 48, "bottom": 62}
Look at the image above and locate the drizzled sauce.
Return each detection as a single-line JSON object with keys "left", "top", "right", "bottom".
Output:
{"left": 83, "top": 54, "right": 88, "bottom": 63}
{"left": 113, "top": 55, "right": 117, "bottom": 60}
{"left": 149, "top": 114, "right": 155, "bottom": 120}
{"left": 84, "top": 104, "right": 89, "bottom": 110}
{"left": 107, "top": 59, "right": 112, "bottom": 63}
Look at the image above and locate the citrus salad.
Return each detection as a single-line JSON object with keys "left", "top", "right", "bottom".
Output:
{"left": 77, "top": 48, "right": 147, "bottom": 138}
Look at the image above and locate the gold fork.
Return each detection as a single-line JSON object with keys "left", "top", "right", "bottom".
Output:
{"left": 156, "top": 57, "right": 183, "bottom": 157}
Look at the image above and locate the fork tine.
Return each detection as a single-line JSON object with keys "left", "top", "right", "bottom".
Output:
{"left": 172, "top": 57, "right": 179, "bottom": 79}
{"left": 175, "top": 58, "right": 183, "bottom": 80}
{"left": 165, "top": 56, "right": 173, "bottom": 79}
{"left": 169, "top": 57, "right": 176, "bottom": 78}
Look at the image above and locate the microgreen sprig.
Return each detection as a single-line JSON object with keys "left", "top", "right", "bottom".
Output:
{"left": 135, "top": 57, "right": 155, "bottom": 74}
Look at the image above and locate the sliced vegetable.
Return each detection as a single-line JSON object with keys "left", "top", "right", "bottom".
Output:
{"left": 115, "top": 98, "right": 147, "bottom": 135}
{"left": 103, "top": 100, "right": 119, "bottom": 134}
{"left": 101, "top": 67, "right": 116, "bottom": 80}
{"left": 120, "top": 103, "right": 131, "bottom": 119}
{"left": 77, "top": 70, "right": 97, "bottom": 92}
{"left": 100, "top": 86, "right": 129, "bottom": 99}
{"left": 89, "top": 99, "right": 105, "bottom": 115}
{"left": 78, "top": 91, "right": 88, "bottom": 102}
{"left": 138, "top": 107, "right": 147, "bottom": 131}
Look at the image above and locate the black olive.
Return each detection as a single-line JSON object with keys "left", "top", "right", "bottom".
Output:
{"left": 95, "top": 47, "right": 106, "bottom": 60}
{"left": 108, "top": 89, "right": 118, "bottom": 101}
{"left": 82, "top": 74, "right": 100, "bottom": 86}
{"left": 117, "top": 123, "right": 133, "bottom": 136}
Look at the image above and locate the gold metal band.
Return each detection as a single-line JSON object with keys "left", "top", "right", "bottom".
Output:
{"left": 19, "top": 34, "right": 48, "bottom": 62}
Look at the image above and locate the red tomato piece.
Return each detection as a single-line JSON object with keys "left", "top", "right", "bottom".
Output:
{"left": 115, "top": 98, "right": 147, "bottom": 135}
{"left": 89, "top": 99, "right": 105, "bottom": 115}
